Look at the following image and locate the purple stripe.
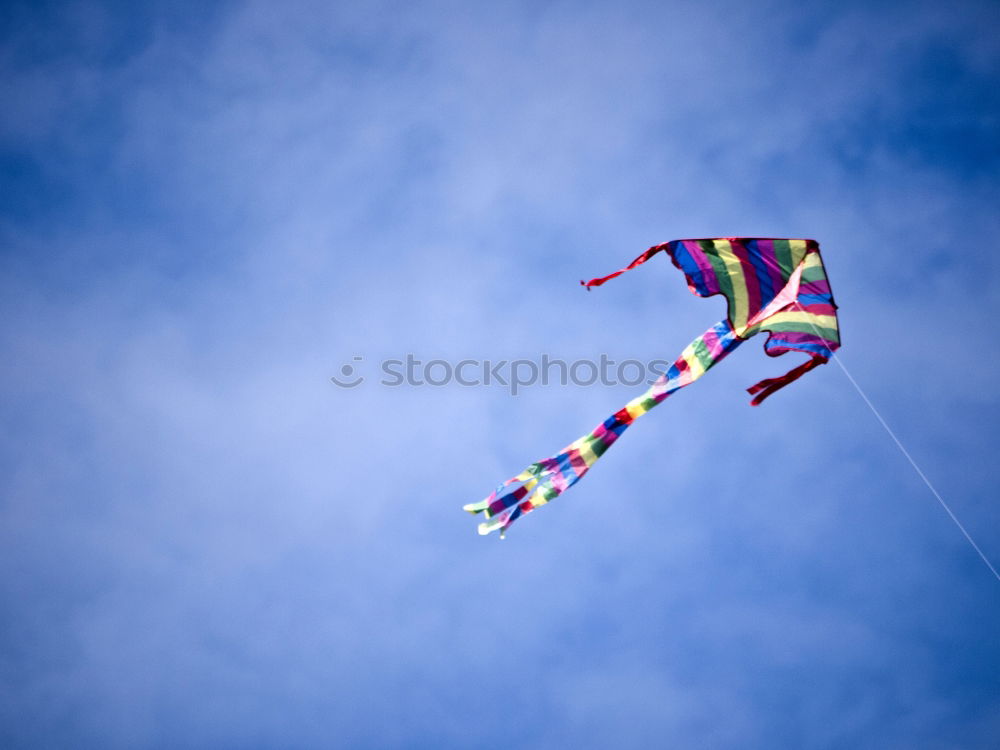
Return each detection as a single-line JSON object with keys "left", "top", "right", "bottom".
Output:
{"left": 702, "top": 326, "right": 731, "bottom": 361}
{"left": 769, "top": 331, "right": 837, "bottom": 347}
{"left": 755, "top": 239, "right": 782, "bottom": 278}
{"left": 489, "top": 485, "right": 527, "bottom": 514}
{"left": 681, "top": 240, "right": 720, "bottom": 295}
{"left": 549, "top": 472, "right": 569, "bottom": 493}
{"left": 536, "top": 457, "right": 559, "bottom": 473}
{"left": 546, "top": 454, "right": 572, "bottom": 491}
{"left": 569, "top": 450, "right": 589, "bottom": 475}
{"left": 799, "top": 280, "right": 831, "bottom": 295}
{"left": 590, "top": 423, "right": 612, "bottom": 444}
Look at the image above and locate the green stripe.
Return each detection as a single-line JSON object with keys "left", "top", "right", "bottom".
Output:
{"left": 691, "top": 336, "right": 715, "bottom": 372}
{"left": 801, "top": 265, "right": 827, "bottom": 283}
{"left": 587, "top": 434, "right": 610, "bottom": 457}
{"left": 702, "top": 240, "right": 735, "bottom": 313}
{"left": 773, "top": 239, "right": 793, "bottom": 277}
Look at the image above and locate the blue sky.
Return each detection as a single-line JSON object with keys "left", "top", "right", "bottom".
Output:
{"left": 2, "top": 0, "right": 999, "bottom": 747}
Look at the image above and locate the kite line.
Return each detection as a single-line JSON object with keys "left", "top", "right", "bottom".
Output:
{"left": 793, "top": 302, "right": 1000, "bottom": 583}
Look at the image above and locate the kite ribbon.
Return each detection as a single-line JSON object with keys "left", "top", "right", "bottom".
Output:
{"left": 580, "top": 243, "right": 669, "bottom": 289}
{"left": 746, "top": 355, "right": 823, "bottom": 406}
{"left": 463, "top": 316, "right": 745, "bottom": 536}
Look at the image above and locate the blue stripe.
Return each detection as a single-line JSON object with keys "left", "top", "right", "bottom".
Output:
{"left": 557, "top": 451, "right": 581, "bottom": 483}
{"left": 714, "top": 320, "right": 742, "bottom": 351}
{"left": 797, "top": 293, "right": 832, "bottom": 306}
{"left": 746, "top": 239, "right": 776, "bottom": 306}
{"left": 768, "top": 338, "right": 834, "bottom": 358}
{"left": 670, "top": 242, "right": 711, "bottom": 295}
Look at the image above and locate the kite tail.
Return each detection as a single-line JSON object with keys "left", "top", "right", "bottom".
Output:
{"left": 465, "top": 319, "right": 743, "bottom": 536}
{"left": 462, "top": 411, "right": 636, "bottom": 537}
{"left": 747, "top": 356, "right": 825, "bottom": 406}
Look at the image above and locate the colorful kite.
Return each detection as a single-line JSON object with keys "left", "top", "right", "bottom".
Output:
{"left": 464, "top": 237, "right": 840, "bottom": 537}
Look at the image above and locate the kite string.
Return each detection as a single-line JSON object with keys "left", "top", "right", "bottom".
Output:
{"left": 793, "top": 304, "right": 1000, "bottom": 583}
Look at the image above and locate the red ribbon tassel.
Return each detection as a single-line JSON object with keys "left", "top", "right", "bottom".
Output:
{"left": 580, "top": 243, "right": 669, "bottom": 289}
{"left": 747, "top": 356, "right": 825, "bottom": 406}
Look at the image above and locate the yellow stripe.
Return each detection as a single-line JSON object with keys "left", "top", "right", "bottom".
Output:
{"left": 626, "top": 392, "right": 654, "bottom": 416}
{"left": 760, "top": 311, "right": 837, "bottom": 328}
{"left": 578, "top": 439, "right": 598, "bottom": 467}
{"left": 681, "top": 346, "right": 706, "bottom": 381}
{"left": 715, "top": 239, "right": 748, "bottom": 328}
{"left": 526, "top": 486, "right": 549, "bottom": 508}
{"left": 625, "top": 400, "right": 646, "bottom": 420}
{"left": 788, "top": 239, "right": 809, "bottom": 268}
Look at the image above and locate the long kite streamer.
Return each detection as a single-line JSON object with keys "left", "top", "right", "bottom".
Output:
{"left": 464, "top": 238, "right": 840, "bottom": 537}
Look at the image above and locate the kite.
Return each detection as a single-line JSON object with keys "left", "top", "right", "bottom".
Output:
{"left": 464, "top": 237, "right": 840, "bottom": 537}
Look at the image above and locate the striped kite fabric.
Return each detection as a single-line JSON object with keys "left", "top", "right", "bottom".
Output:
{"left": 465, "top": 238, "right": 840, "bottom": 537}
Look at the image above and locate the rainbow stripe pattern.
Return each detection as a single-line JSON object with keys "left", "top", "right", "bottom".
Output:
{"left": 464, "top": 238, "right": 840, "bottom": 537}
